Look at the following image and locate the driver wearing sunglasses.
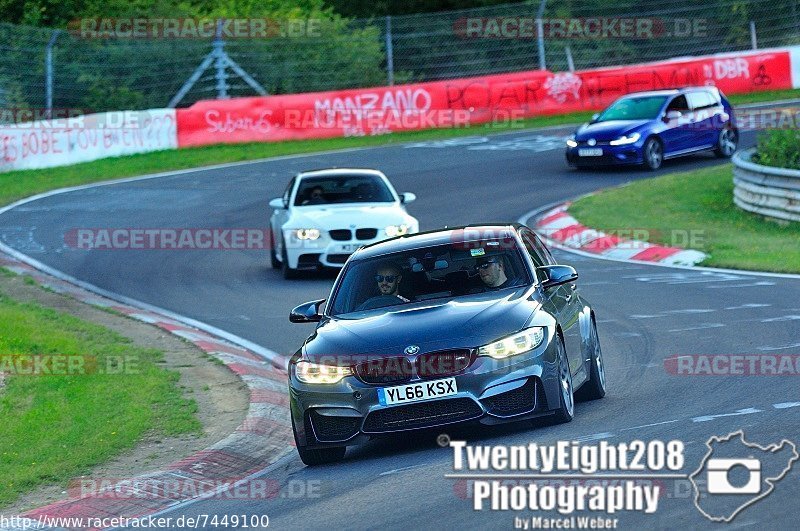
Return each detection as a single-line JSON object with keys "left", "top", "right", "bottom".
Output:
{"left": 356, "top": 263, "right": 410, "bottom": 311}
{"left": 470, "top": 255, "right": 514, "bottom": 292}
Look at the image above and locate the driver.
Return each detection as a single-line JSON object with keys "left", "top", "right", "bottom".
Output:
{"left": 472, "top": 255, "right": 515, "bottom": 291}
{"left": 356, "top": 263, "right": 410, "bottom": 310}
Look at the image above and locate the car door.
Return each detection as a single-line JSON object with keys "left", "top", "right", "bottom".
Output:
{"left": 660, "top": 95, "right": 691, "bottom": 154}
{"left": 686, "top": 91, "right": 715, "bottom": 146}
{"left": 521, "top": 230, "right": 582, "bottom": 378}
{"left": 272, "top": 176, "right": 295, "bottom": 254}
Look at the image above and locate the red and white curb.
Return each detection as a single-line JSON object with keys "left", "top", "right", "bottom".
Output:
{"left": 0, "top": 253, "right": 293, "bottom": 531}
{"left": 534, "top": 203, "right": 708, "bottom": 266}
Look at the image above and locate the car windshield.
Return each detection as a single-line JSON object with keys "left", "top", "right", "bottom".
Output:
{"left": 595, "top": 96, "right": 668, "bottom": 122}
{"left": 294, "top": 174, "right": 395, "bottom": 206}
{"left": 328, "top": 241, "right": 531, "bottom": 316}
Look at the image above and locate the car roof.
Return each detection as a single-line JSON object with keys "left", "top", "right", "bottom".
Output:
{"left": 352, "top": 224, "right": 522, "bottom": 261}
{"left": 619, "top": 87, "right": 719, "bottom": 98}
{"left": 296, "top": 168, "right": 387, "bottom": 179}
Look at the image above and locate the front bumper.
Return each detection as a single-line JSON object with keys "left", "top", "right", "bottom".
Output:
{"left": 284, "top": 231, "right": 386, "bottom": 269}
{"left": 565, "top": 142, "right": 644, "bottom": 167}
{"left": 289, "top": 334, "right": 564, "bottom": 449}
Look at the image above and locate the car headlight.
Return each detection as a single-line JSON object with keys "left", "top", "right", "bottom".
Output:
{"left": 295, "top": 361, "right": 353, "bottom": 384}
{"left": 385, "top": 224, "right": 410, "bottom": 237}
{"left": 478, "top": 327, "right": 545, "bottom": 359}
{"left": 294, "top": 229, "right": 320, "bottom": 240}
{"left": 566, "top": 136, "right": 578, "bottom": 148}
{"left": 609, "top": 132, "right": 641, "bottom": 146}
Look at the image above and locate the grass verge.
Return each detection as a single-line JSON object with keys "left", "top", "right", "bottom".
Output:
{"left": 568, "top": 165, "right": 800, "bottom": 273}
{"left": 0, "top": 294, "right": 200, "bottom": 507}
{"left": 1, "top": 88, "right": 799, "bottom": 207}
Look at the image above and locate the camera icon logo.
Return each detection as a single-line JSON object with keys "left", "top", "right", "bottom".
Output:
{"left": 690, "top": 430, "right": 798, "bottom": 522}
{"left": 706, "top": 458, "right": 761, "bottom": 495}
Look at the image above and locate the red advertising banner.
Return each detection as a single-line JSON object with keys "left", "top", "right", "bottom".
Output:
{"left": 176, "top": 48, "right": 794, "bottom": 148}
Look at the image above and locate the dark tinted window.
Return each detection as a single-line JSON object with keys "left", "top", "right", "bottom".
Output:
{"left": 329, "top": 241, "right": 531, "bottom": 315}
{"left": 520, "top": 231, "right": 547, "bottom": 267}
{"left": 294, "top": 175, "right": 394, "bottom": 206}
{"left": 666, "top": 95, "right": 689, "bottom": 112}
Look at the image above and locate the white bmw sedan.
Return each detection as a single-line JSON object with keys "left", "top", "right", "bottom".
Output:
{"left": 269, "top": 168, "right": 419, "bottom": 279}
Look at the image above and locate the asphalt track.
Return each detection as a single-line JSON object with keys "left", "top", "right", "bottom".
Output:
{"left": 1, "top": 114, "right": 799, "bottom": 530}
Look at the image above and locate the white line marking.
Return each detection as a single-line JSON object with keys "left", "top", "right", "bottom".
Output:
{"left": 773, "top": 402, "right": 800, "bottom": 409}
{"left": 691, "top": 408, "right": 763, "bottom": 423}
{"left": 706, "top": 281, "right": 777, "bottom": 288}
{"left": 757, "top": 342, "right": 800, "bottom": 351}
{"left": 724, "top": 303, "right": 771, "bottom": 310}
{"left": 761, "top": 315, "right": 800, "bottom": 323}
{"left": 620, "top": 419, "right": 680, "bottom": 431}
{"left": 379, "top": 464, "right": 428, "bottom": 476}
{"left": 668, "top": 323, "right": 726, "bottom": 332}
{"left": 664, "top": 309, "right": 716, "bottom": 314}
{"left": 571, "top": 432, "right": 614, "bottom": 442}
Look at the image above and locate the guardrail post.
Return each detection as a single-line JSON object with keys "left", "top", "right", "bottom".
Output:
{"left": 45, "top": 30, "right": 61, "bottom": 118}
{"left": 213, "top": 20, "right": 229, "bottom": 99}
{"left": 749, "top": 21, "right": 758, "bottom": 50}
{"left": 536, "top": 0, "right": 548, "bottom": 70}
{"left": 385, "top": 15, "right": 395, "bottom": 86}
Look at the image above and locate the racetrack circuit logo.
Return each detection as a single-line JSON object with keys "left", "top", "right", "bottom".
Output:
{"left": 689, "top": 431, "right": 798, "bottom": 522}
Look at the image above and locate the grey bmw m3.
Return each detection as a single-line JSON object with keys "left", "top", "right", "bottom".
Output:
{"left": 287, "top": 224, "right": 606, "bottom": 465}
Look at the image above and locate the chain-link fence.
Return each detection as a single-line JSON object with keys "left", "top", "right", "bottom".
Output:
{"left": 1, "top": 0, "right": 799, "bottom": 114}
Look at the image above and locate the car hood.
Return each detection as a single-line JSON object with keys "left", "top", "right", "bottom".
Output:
{"left": 575, "top": 120, "right": 649, "bottom": 141}
{"left": 288, "top": 204, "right": 414, "bottom": 229}
{"left": 302, "top": 288, "right": 540, "bottom": 363}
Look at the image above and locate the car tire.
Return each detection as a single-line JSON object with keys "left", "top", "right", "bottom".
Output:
{"left": 714, "top": 128, "right": 737, "bottom": 158}
{"left": 642, "top": 137, "right": 663, "bottom": 171}
{"left": 551, "top": 335, "right": 575, "bottom": 424}
{"left": 269, "top": 228, "right": 280, "bottom": 269}
{"left": 292, "top": 416, "right": 346, "bottom": 466}
{"left": 281, "top": 237, "right": 300, "bottom": 280}
{"left": 575, "top": 316, "right": 607, "bottom": 402}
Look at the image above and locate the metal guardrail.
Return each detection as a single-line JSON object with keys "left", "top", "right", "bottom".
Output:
{"left": 732, "top": 148, "right": 800, "bottom": 222}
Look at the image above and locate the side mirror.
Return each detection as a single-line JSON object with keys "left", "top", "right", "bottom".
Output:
{"left": 664, "top": 110, "right": 682, "bottom": 122}
{"left": 269, "top": 197, "right": 286, "bottom": 209}
{"left": 290, "top": 299, "right": 326, "bottom": 323}
{"left": 538, "top": 265, "right": 578, "bottom": 289}
{"left": 400, "top": 192, "right": 416, "bottom": 204}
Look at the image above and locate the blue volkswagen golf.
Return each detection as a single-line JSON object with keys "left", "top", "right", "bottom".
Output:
{"left": 565, "top": 87, "right": 738, "bottom": 170}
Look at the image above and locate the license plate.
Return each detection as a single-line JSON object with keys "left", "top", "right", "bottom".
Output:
{"left": 578, "top": 148, "right": 603, "bottom": 157}
{"left": 336, "top": 244, "right": 360, "bottom": 252}
{"left": 378, "top": 377, "right": 457, "bottom": 406}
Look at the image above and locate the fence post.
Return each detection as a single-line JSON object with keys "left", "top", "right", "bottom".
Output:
{"left": 214, "top": 20, "right": 229, "bottom": 99}
{"left": 536, "top": 0, "right": 548, "bottom": 70}
{"left": 749, "top": 20, "right": 758, "bottom": 50}
{"left": 385, "top": 15, "right": 395, "bottom": 86}
{"left": 45, "top": 30, "right": 61, "bottom": 118}
{"left": 565, "top": 45, "right": 575, "bottom": 72}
